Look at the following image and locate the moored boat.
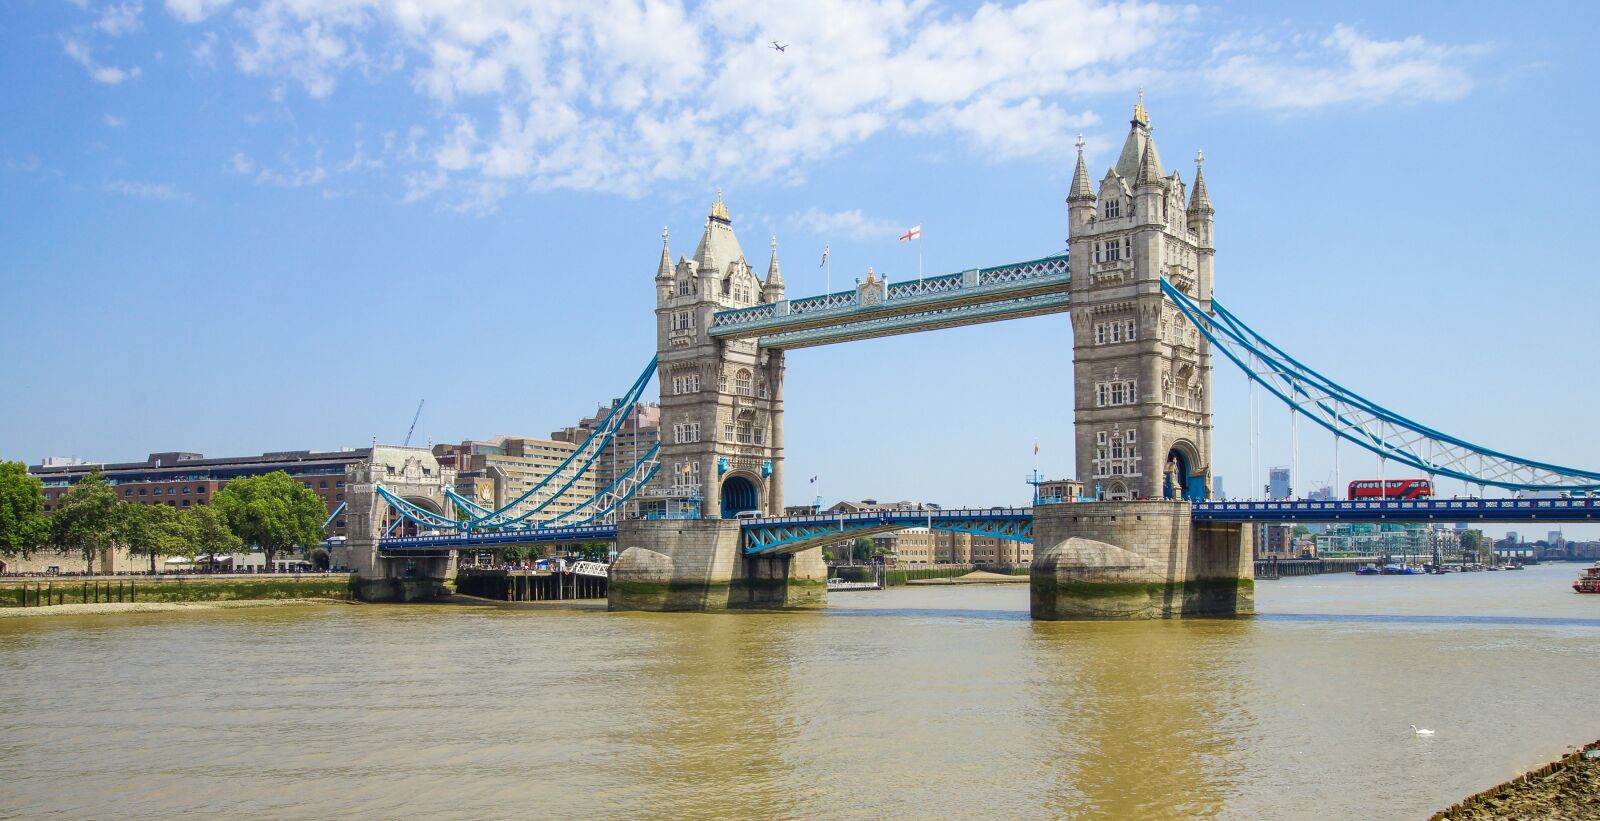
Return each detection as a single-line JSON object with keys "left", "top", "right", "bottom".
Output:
{"left": 1574, "top": 563, "right": 1600, "bottom": 594}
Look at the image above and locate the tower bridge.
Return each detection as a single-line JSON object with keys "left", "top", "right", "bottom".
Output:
{"left": 343, "top": 94, "right": 1600, "bottom": 617}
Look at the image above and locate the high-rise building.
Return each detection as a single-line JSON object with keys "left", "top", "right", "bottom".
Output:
{"left": 434, "top": 436, "right": 597, "bottom": 523}
{"left": 551, "top": 399, "right": 662, "bottom": 501}
{"left": 1268, "top": 466, "right": 1291, "bottom": 500}
{"left": 1212, "top": 476, "right": 1225, "bottom": 499}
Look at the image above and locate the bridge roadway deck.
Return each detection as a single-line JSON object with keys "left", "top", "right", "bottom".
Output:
{"left": 374, "top": 498, "right": 1600, "bottom": 555}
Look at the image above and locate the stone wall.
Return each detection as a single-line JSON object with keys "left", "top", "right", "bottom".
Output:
{"left": 1030, "top": 501, "right": 1252, "bottom": 619}
{"left": 608, "top": 519, "right": 825, "bottom": 611}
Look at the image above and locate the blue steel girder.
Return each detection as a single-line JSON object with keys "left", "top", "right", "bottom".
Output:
{"left": 709, "top": 254, "right": 1069, "bottom": 348}
{"left": 1194, "top": 498, "right": 1600, "bottom": 523}
{"left": 380, "top": 523, "right": 619, "bottom": 554}
{"left": 743, "top": 509, "right": 1034, "bottom": 555}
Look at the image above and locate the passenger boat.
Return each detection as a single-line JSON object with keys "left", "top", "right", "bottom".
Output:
{"left": 1381, "top": 563, "right": 1426, "bottom": 575}
{"left": 1355, "top": 564, "right": 1380, "bottom": 576}
{"left": 1574, "top": 564, "right": 1600, "bottom": 594}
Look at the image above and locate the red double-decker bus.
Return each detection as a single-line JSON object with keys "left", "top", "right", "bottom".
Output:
{"left": 1347, "top": 478, "right": 1433, "bottom": 500}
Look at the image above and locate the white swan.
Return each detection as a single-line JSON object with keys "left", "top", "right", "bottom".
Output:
{"left": 1411, "top": 724, "right": 1435, "bottom": 736}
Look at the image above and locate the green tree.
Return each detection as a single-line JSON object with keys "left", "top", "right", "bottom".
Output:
{"left": 211, "top": 471, "right": 326, "bottom": 570}
{"left": 120, "top": 503, "right": 198, "bottom": 574}
{"left": 48, "top": 471, "right": 121, "bottom": 573}
{"left": 185, "top": 503, "right": 243, "bottom": 566}
{"left": 573, "top": 542, "right": 610, "bottom": 562}
{"left": 0, "top": 461, "right": 49, "bottom": 560}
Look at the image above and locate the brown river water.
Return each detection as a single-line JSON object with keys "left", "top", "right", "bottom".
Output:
{"left": 2, "top": 563, "right": 1598, "bottom": 820}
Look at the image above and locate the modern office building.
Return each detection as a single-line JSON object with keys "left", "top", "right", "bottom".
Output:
{"left": 1268, "top": 466, "right": 1291, "bottom": 500}
{"left": 434, "top": 436, "right": 599, "bottom": 524}
{"left": 550, "top": 399, "right": 662, "bottom": 502}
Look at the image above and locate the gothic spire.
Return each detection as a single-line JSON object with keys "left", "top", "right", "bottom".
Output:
{"left": 765, "top": 236, "right": 783, "bottom": 287}
{"left": 656, "top": 226, "right": 673, "bottom": 280}
{"left": 1068, "top": 134, "right": 1095, "bottom": 203}
{"left": 1188, "top": 150, "right": 1213, "bottom": 215}
{"left": 1136, "top": 134, "right": 1163, "bottom": 187}
{"left": 695, "top": 219, "right": 717, "bottom": 272}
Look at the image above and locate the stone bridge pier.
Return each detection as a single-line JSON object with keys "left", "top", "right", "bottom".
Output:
{"left": 341, "top": 445, "right": 458, "bottom": 602}
{"left": 608, "top": 520, "right": 827, "bottom": 611}
{"left": 1030, "top": 501, "right": 1253, "bottom": 619}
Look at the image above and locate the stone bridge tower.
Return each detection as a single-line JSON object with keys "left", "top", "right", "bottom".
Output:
{"left": 654, "top": 193, "right": 787, "bottom": 518}
{"left": 1066, "top": 91, "right": 1215, "bottom": 502}
{"left": 342, "top": 445, "right": 457, "bottom": 601}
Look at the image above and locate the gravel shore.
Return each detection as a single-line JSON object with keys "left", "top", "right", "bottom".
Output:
{"left": 1431, "top": 740, "right": 1600, "bottom": 820}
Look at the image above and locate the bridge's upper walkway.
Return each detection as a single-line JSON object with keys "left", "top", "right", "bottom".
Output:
{"left": 707, "top": 254, "right": 1069, "bottom": 348}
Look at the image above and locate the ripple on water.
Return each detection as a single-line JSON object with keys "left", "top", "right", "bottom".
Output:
{"left": 0, "top": 566, "right": 1597, "bottom": 820}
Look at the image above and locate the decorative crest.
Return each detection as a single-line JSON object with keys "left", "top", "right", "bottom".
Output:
{"left": 1132, "top": 86, "right": 1149, "bottom": 127}
{"left": 711, "top": 189, "right": 730, "bottom": 221}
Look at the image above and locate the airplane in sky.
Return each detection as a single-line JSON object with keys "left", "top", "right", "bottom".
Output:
{"left": 770, "top": 41, "right": 787, "bottom": 52}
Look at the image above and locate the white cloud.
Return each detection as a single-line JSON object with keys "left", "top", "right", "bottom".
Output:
{"left": 791, "top": 208, "right": 902, "bottom": 241}
{"left": 150, "top": 2, "right": 1487, "bottom": 210}
{"left": 1209, "top": 24, "right": 1480, "bottom": 109}
{"left": 96, "top": 1, "right": 144, "bottom": 36}
{"left": 105, "top": 179, "right": 190, "bottom": 200}
{"left": 192, "top": 31, "right": 217, "bottom": 66}
{"left": 165, "top": 0, "right": 229, "bottom": 23}
{"left": 104, "top": 113, "right": 126, "bottom": 127}
{"left": 63, "top": 36, "right": 141, "bottom": 84}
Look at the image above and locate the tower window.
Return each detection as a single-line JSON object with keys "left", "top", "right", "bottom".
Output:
{"left": 677, "top": 278, "right": 691, "bottom": 296}
{"left": 1095, "top": 379, "right": 1138, "bottom": 407}
{"left": 1105, "top": 199, "right": 1121, "bottom": 219}
{"left": 735, "top": 369, "right": 753, "bottom": 397}
{"left": 672, "top": 310, "right": 694, "bottom": 331}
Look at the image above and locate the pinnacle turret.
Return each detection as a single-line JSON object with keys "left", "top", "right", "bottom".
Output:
{"left": 656, "top": 226, "right": 672, "bottom": 281}
{"left": 765, "top": 236, "right": 783, "bottom": 286}
{"left": 695, "top": 219, "right": 717, "bottom": 272}
{"left": 1136, "top": 137, "right": 1163, "bottom": 187}
{"left": 1068, "top": 134, "right": 1095, "bottom": 203}
{"left": 1188, "top": 150, "right": 1213, "bottom": 216}
{"left": 762, "top": 236, "right": 785, "bottom": 301}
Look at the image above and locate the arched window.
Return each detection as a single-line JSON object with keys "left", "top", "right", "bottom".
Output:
{"left": 735, "top": 369, "right": 753, "bottom": 397}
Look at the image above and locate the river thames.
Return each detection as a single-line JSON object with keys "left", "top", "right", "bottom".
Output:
{"left": 1, "top": 563, "right": 1597, "bottom": 820}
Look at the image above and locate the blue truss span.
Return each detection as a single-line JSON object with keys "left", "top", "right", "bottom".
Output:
{"left": 740, "top": 508, "right": 1033, "bottom": 555}
{"left": 1194, "top": 497, "right": 1600, "bottom": 523}
{"left": 377, "top": 498, "right": 1599, "bottom": 556}
{"left": 1163, "top": 279, "right": 1600, "bottom": 492}
{"left": 708, "top": 254, "right": 1069, "bottom": 348}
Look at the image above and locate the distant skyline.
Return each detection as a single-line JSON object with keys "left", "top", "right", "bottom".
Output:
{"left": 5, "top": 0, "right": 1599, "bottom": 538}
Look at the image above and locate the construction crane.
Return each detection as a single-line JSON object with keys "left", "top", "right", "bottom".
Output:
{"left": 403, "top": 399, "right": 425, "bottom": 446}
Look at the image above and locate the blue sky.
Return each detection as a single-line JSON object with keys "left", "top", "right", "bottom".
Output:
{"left": 3, "top": 0, "right": 1598, "bottom": 536}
